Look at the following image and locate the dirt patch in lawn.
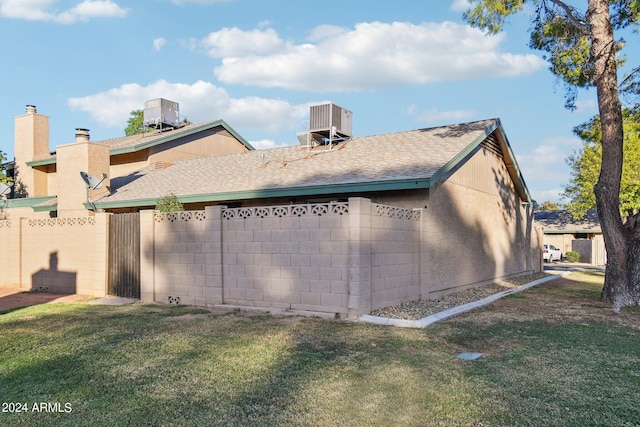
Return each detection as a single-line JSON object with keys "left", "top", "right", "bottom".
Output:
{"left": 0, "top": 287, "right": 93, "bottom": 312}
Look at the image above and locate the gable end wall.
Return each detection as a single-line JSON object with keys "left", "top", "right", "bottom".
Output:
{"left": 423, "top": 147, "right": 541, "bottom": 297}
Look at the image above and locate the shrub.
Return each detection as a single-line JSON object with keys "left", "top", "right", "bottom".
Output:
{"left": 565, "top": 251, "right": 580, "bottom": 262}
{"left": 155, "top": 193, "right": 184, "bottom": 212}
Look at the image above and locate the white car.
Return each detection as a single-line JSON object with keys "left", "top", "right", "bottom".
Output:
{"left": 543, "top": 244, "right": 562, "bottom": 262}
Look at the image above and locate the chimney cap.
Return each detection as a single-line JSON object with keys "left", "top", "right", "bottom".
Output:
{"left": 75, "top": 128, "right": 90, "bottom": 142}
{"left": 26, "top": 105, "right": 37, "bottom": 113}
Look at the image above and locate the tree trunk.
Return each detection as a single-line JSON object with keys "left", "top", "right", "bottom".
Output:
{"left": 588, "top": 0, "right": 640, "bottom": 308}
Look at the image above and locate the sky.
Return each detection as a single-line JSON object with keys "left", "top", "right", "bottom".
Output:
{"left": 0, "top": 0, "right": 636, "bottom": 204}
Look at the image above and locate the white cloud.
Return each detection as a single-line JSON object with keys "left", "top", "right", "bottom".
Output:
{"left": 574, "top": 99, "right": 597, "bottom": 114}
{"left": 202, "top": 27, "right": 286, "bottom": 57}
{"left": 516, "top": 142, "right": 574, "bottom": 185}
{"left": 202, "top": 21, "right": 545, "bottom": 92}
{"left": 517, "top": 143, "right": 573, "bottom": 204}
{"left": 153, "top": 37, "right": 167, "bottom": 52}
{"left": 0, "top": 0, "right": 128, "bottom": 23}
{"left": 250, "top": 139, "right": 280, "bottom": 150}
{"left": 415, "top": 108, "right": 477, "bottom": 124}
{"left": 531, "top": 188, "right": 565, "bottom": 204}
{"left": 257, "top": 19, "right": 271, "bottom": 28}
{"left": 67, "top": 80, "right": 310, "bottom": 132}
{"left": 450, "top": 0, "right": 474, "bottom": 12}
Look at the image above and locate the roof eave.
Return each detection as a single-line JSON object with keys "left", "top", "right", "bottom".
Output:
{"left": 110, "top": 120, "right": 255, "bottom": 155}
{"left": 6, "top": 196, "right": 57, "bottom": 208}
{"left": 429, "top": 119, "right": 531, "bottom": 204}
{"left": 25, "top": 120, "right": 255, "bottom": 167}
{"left": 542, "top": 228, "right": 602, "bottom": 234}
{"left": 428, "top": 122, "right": 497, "bottom": 186}
{"left": 92, "top": 178, "right": 432, "bottom": 210}
{"left": 495, "top": 127, "right": 531, "bottom": 204}
{"left": 26, "top": 158, "right": 56, "bottom": 167}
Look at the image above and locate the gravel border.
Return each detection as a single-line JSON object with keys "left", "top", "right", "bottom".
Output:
{"left": 369, "top": 272, "right": 551, "bottom": 321}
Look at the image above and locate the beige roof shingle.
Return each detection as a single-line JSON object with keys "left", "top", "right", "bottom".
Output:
{"left": 97, "top": 118, "right": 508, "bottom": 206}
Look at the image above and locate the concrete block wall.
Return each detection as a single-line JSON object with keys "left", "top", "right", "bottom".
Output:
{"left": 369, "top": 203, "right": 422, "bottom": 310}
{"left": 142, "top": 198, "right": 422, "bottom": 319}
{"left": 0, "top": 220, "right": 21, "bottom": 287}
{"left": 141, "top": 208, "right": 223, "bottom": 306}
{"left": 221, "top": 202, "right": 351, "bottom": 316}
{"left": 19, "top": 214, "right": 108, "bottom": 295}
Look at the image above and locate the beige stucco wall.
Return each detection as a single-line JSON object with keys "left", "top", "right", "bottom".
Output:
{"left": 547, "top": 233, "right": 606, "bottom": 266}
{"left": 56, "top": 141, "right": 111, "bottom": 217}
{"left": 2, "top": 206, "right": 51, "bottom": 220}
{"left": 109, "top": 160, "right": 149, "bottom": 183}
{"left": 19, "top": 214, "right": 109, "bottom": 295}
{"left": 422, "top": 148, "right": 541, "bottom": 298}
{"left": 148, "top": 129, "right": 250, "bottom": 164}
{"left": 0, "top": 219, "right": 21, "bottom": 287}
{"left": 545, "top": 234, "right": 573, "bottom": 254}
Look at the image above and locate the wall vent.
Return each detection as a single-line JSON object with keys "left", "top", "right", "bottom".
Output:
{"left": 168, "top": 296, "right": 181, "bottom": 305}
{"left": 153, "top": 161, "right": 174, "bottom": 170}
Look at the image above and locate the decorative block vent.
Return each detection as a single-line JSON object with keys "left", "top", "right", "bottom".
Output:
{"left": 374, "top": 204, "right": 421, "bottom": 220}
{"left": 154, "top": 211, "right": 206, "bottom": 223}
{"left": 222, "top": 202, "right": 349, "bottom": 219}
{"left": 168, "top": 296, "right": 181, "bottom": 305}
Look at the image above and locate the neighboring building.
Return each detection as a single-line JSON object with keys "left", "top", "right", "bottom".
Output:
{"left": 1, "top": 102, "right": 542, "bottom": 318}
{"left": 6, "top": 102, "right": 254, "bottom": 217}
{"left": 534, "top": 209, "right": 605, "bottom": 265}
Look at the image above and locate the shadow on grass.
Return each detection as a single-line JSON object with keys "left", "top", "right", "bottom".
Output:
{"left": 430, "top": 275, "right": 640, "bottom": 427}
{"left": 442, "top": 319, "right": 640, "bottom": 427}
{"left": 0, "top": 304, "right": 501, "bottom": 426}
{"left": 4, "top": 273, "right": 637, "bottom": 426}
{"left": 0, "top": 291, "right": 82, "bottom": 315}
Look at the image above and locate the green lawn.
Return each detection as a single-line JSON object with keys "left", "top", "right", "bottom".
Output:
{"left": 1, "top": 271, "right": 639, "bottom": 426}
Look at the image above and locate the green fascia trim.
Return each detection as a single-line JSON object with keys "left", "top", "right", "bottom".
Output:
{"left": 93, "top": 178, "right": 432, "bottom": 209}
{"left": 494, "top": 121, "right": 532, "bottom": 203}
{"left": 428, "top": 119, "right": 531, "bottom": 203}
{"left": 7, "top": 196, "right": 56, "bottom": 208}
{"left": 33, "top": 203, "right": 58, "bottom": 212}
{"left": 429, "top": 120, "right": 500, "bottom": 186}
{"left": 26, "top": 121, "right": 255, "bottom": 167}
{"left": 110, "top": 120, "right": 255, "bottom": 155}
{"left": 26, "top": 157, "right": 56, "bottom": 167}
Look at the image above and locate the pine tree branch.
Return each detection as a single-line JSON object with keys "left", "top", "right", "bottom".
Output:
{"left": 547, "top": 0, "right": 590, "bottom": 32}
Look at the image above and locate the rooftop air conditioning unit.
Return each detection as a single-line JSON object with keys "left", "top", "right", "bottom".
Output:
{"left": 309, "top": 103, "right": 352, "bottom": 139}
{"left": 143, "top": 98, "right": 180, "bottom": 130}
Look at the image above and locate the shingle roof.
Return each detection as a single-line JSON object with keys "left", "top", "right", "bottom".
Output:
{"left": 95, "top": 118, "right": 523, "bottom": 209}
{"left": 534, "top": 209, "right": 601, "bottom": 233}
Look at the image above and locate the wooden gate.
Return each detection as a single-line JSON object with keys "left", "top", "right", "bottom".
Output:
{"left": 108, "top": 213, "right": 140, "bottom": 298}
